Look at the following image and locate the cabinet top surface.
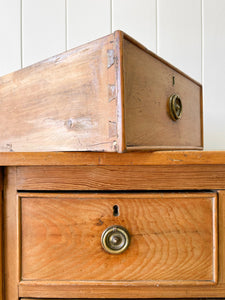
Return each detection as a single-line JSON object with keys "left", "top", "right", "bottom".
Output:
{"left": 0, "top": 151, "right": 224, "bottom": 166}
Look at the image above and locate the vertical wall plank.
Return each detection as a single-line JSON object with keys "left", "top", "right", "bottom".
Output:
{"left": 158, "top": 0, "right": 202, "bottom": 82}
{"left": 22, "top": 0, "right": 65, "bottom": 67}
{"left": 112, "top": 0, "right": 156, "bottom": 52}
{"left": 0, "top": 0, "right": 21, "bottom": 76}
{"left": 67, "top": 0, "right": 111, "bottom": 50}
{"left": 203, "top": 0, "right": 225, "bottom": 150}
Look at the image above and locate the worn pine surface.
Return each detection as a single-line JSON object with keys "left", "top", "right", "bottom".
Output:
{"left": 0, "top": 151, "right": 224, "bottom": 166}
{"left": 0, "top": 169, "right": 2, "bottom": 300}
{"left": 0, "top": 31, "right": 203, "bottom": 153}
{"left": 21, "top": 193, "right": 216, "bottom": 283}
{"left": 3, "top": 153, "right": 225, "bottom": 299}
{"left": 0, "top": 33, "right": 118, "bottom": 152}
{"left": 19, "top": 282, "right": 225, "bottom": 298}
{"left": 3, "top": 167, "right": 19, "bottom": 300}
{"left": 16, "top": 164, "right": 225, "bottom": 191}
{"left": 124, "top": 38, "right": 202, "bottom": 150}
{"left": 218, "top": 191, "right": 225, "bottom": 285}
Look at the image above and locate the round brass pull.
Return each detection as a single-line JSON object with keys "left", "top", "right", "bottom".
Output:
{"left": 169, "top": 94, "right": 182, "bottom": 121}
{"left": 101, "top": 225, "right": 130, "bottom": 254}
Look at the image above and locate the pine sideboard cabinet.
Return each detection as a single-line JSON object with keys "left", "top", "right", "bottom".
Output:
{"left": 0, "top": 151, "right": 225, "bottom": 299}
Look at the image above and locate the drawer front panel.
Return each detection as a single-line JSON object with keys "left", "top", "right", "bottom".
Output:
{"left": 124, "top": 38, "right": 202, "bottom": 150}
{"left": 21, "top": 192, "right": 217, "bottom": 285}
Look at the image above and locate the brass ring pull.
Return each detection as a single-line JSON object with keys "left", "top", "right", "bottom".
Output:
{"left": 169, "top": 94, "right": 182, "bottom": 121}
{"left": 101, "top": 225, "right": 130, "bottom": 254}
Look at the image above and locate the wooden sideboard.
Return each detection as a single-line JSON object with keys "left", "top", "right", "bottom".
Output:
{"left": 0, "top": 151, "right": 225, "bottom": 299}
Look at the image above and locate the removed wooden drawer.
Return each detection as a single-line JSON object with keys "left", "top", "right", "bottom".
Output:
{"left": 0, "top": 31, "right": 202, "bottom": 152}
{"left": 20, "top": 192, "right": 217, "bottom": 285}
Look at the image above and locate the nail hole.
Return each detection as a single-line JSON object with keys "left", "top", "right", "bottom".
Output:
{"left": 113, "top": 205, "right": 119, "bottom": 217}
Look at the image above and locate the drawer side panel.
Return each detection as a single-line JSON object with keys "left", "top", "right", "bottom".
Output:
{"left": 0, "top": 34, "right": 118, "bottom": 152}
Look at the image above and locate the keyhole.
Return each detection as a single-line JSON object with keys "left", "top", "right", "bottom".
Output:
{"left": 172, "top": 76, "right": 175, "bottom": 86}
{"left": 113, "top": 205, "right": 119, "bottom": 216}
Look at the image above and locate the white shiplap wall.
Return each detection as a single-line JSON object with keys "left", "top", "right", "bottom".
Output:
{"left": 112, "top": 0, "right": 157, "bottom": 52}
{"left": 0, "top": 0, "right": 21, "bottom": 75}
{"left": 157, "top": 0, "right": 202, "bottom": 83}
{"left": 67, "top": 0, "right": 111, "bottom": 49}
{"left": 203, "top": 0, "right": 225, "bottom": 150}
{"left": 0, "top": 0, "right": 224, "bottom": 150}
{"left": 22, "top": 0, "right": 66, "bottom": 67}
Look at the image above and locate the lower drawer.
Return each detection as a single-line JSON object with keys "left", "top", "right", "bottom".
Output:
{"left": 20, "top": 192, "right": 217, "bottom": 285}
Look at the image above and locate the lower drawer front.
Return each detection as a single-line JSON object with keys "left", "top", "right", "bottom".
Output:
{"left": 21, "top": 192, "right": 217, "bottom": 285}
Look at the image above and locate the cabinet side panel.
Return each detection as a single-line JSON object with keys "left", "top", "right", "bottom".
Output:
{"left": 0, "top": 168, "right": 2, "bottom": 300}
{"left": 0, "top": 35, "right": 117, "bottom": 152}
{"left": 218, "top": 191, "right": 225, "bottom": 286}
{"left": 3, "top": 167, "right": 19, "bottom": 300}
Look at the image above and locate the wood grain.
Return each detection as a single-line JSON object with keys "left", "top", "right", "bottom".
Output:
{"left": 114, "top": 30, "right": 126, "bottom": 153}
{"left": 0, "top": 30, "right": 202, "bottom": 152}
{"left": 19, "top": 282, "right": 225, "bottom": 298}
{"left": 16, "top": 164, "right": 225, "bottom": 191}
{"left": 3, "top": 167, "right": 19, "bottom": 300}
{"left": 0, "top": 168, "right": 2, "bottom": 191}
{"left": 21, "top": 299, "right": 225, "bottom": 300}
{"left": 0, "top": 168, "right": 2, "bottom": 300}
{"left": 124, "top": 38, "right": 202, "bottom": 150}
{"left": 0, "top": 151, "right": 224, "bottom": 166}
{"left": 218, "top": 191, "right": 225, "bottom": 284}
{"left": 21, "top": 192, "right": 216, "bottom": 284}
{"left": 0, "top": 33, "right": 118, "bottom": 152}
{"left": 2, "top": 157, "right": 225, "bottom": 298}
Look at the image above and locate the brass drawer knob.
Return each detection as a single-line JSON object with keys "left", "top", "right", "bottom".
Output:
{"left": 169, "top": 94, "right": 182, "bottom": 121}
{"left": 101, "top": 225, "right": 130, "bottom": 254}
